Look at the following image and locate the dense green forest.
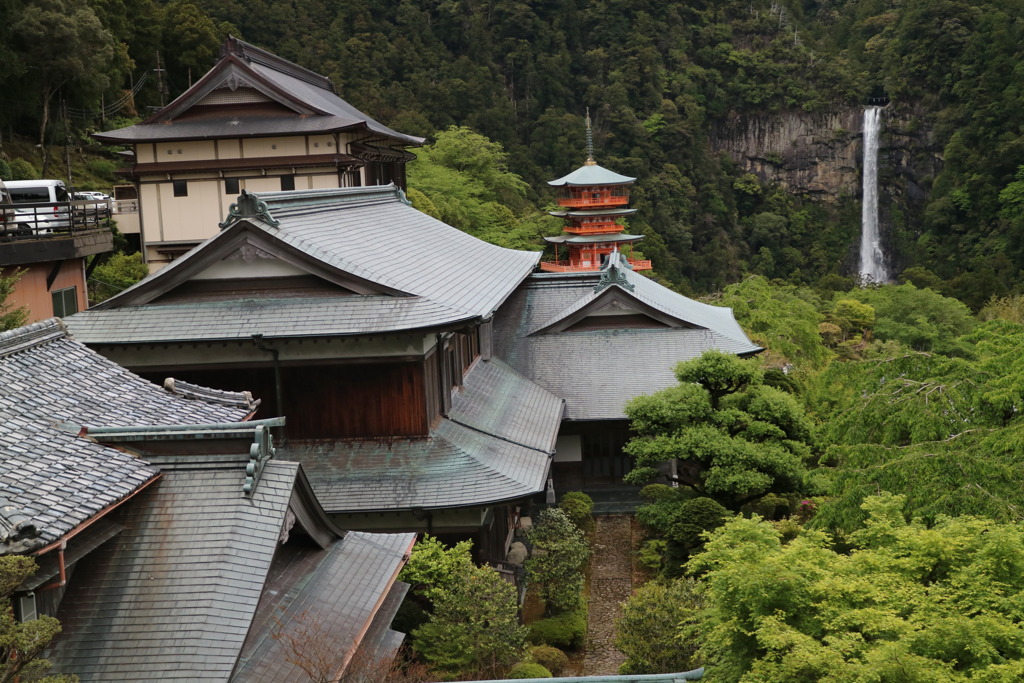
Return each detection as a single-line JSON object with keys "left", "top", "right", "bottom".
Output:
{"left": 3, "top": 0, "right": 1024, "bottom": 304}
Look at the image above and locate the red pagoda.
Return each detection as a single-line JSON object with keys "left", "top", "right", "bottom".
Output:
{"left": 540, "top": 113, "right": 651, "bottom": 272}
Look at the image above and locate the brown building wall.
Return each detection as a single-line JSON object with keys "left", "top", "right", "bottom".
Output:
{"left": 1, "top": 259, "right": 87, "bottom": 324}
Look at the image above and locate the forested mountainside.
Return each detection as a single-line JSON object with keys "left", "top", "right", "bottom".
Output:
{"left": 2, "top": 0, "right": 1024, "bottom": 304}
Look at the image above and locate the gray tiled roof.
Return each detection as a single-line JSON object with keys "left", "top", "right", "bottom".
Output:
{"left": 450, "top": 359, "right": 564, "bottom": 454}
{"left": 0, "top": 320, "right": 254, "bottom": 547}
{"left": 283, "top": 360, "right": 561, "bottom": 512}
{"left": 67, "top": 295, "right": 470, "bottom": 343}
{"left": 233, "top": 532, "right": 415, "bottom": 682}
{"left": 494, "top": 268, "right": 762, "bottom": 421}
{"left": 48, "top": 462, "right": 299, "bottom": 681}
{"left": 96, "top": 39, "right": 423, "bottom": 146}
{"left": 72, "top": 186, "right": 541, "bottom": 343}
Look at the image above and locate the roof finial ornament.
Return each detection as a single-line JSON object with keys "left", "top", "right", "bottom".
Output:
{"left": 584, "top": 107, "right": 596, "bottom": 166}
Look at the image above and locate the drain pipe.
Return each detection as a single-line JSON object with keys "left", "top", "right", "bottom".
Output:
{"left": 251, "top": 334, "right": 285, "bottom": 442}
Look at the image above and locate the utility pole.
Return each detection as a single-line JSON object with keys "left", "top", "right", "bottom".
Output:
{"left": 155, "top": 51, "right": 168, "bottom": 108}
{"left": 63, "top": 97, "right": 72, "bottom": 186}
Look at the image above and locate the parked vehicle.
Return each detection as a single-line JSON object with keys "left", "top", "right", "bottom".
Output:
{"left": 6, "top": 179, "right": 72, "bottom": 233}
{"left": 0, "top": 179, "right": 13, "bottom": 232}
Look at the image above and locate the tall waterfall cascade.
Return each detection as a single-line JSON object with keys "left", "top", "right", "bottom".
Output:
{"left": 859, "top": 107, "right": 887, "bottom": 283}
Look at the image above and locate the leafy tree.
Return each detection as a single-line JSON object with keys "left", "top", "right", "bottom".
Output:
{"left": 710, "top": 276, "right": 832, "bottom": 373}
{"left": 525, "top": 508, "right": 589, "bottom": 615}
{"left": 689, "top": 494, "right": 1024, "bottom": 682}
{"left": 635, "top": 496, "right": 731, "bottom": 577}
{"left": 0, "top": 270, "right": 28, "bottom": 332}
{"left": 615, "top": 578, "right": 702, "bottom": 675}
{"left": 624, "top": 351, "right": 814, "bottom": 509}
{"left": 0, "top": 555, "right": 77, "bottom": 682}
{"left": 411, "top": 564, "right": 527, "bottom": 680}
{"left": 835, "top": 284, "right": 976, "bottom": 356}
{"left": 808, "top": 319, "right": 1024, "bottom": 531}
{"left": 397, "top": 535, "right": 474, "bottom": 609}
{"left": 88, "top": 252, "right": 148, "bottom": 304}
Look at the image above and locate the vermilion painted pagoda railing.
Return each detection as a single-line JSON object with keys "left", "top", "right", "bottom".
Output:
{"left": 539, "top": 259, "right": 652, "bottom": 273}
{"left": 564, "top": 223, "right": 624, "bottom": 234}
{"left": 556, "top": 196, "right": 630, "bottom": 208}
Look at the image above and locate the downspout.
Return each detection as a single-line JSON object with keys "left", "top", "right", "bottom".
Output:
{"left": 252, "top": 334, "right": 285, "bottom": 442}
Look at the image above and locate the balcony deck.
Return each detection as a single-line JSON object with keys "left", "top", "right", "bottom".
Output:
{"left": 0, "top": 200, "right": 114, "bottom": 266}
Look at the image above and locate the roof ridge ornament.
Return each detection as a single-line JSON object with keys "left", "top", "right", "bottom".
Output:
{"left": 584, "top": 107, "right": 596, "bottom": 166}
{"left": 243, "top": 424, "right": 276, "bottom": 497}
{"left": 220, "top": 190, "right": 280, "bottom": 230}
{"left": 594, "top": 249, "right": 634, "bottom": 293}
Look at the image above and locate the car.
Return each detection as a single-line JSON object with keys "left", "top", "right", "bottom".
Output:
{"left": 75, "top": 191, "right": 111, "bottom": 202}
{"left": 6, "top": 180, "right": 72, "bottom": 233}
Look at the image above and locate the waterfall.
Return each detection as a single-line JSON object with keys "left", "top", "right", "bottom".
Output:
{"left": 859, "top": 106, "right": 887, "bottom": 283}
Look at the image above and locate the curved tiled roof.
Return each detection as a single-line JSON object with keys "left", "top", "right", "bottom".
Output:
{"left": 0, "top": 320, "right": 254, "bottom": 548}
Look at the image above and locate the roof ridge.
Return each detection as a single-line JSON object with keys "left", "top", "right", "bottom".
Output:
{"left": 163, "top": 377, "right": 261, "bottom": 411}
{"left": 223, "top": 36, "right": 334, "bottom": 92}
{"left": 0, "top": 318, "right": 67, "bottom": 358}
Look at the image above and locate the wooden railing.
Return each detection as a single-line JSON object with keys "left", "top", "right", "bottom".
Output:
{"left": 0, "top": 200, "right": 112, "bottom": 239}
{"left": 556, "top": 195, "right": 630, "bottom": 208}
{"left": 540, "top": 258, "right": 652, "bottom": 273}
{"left": 564, "top": 222, "right": 622, "bottom": 235}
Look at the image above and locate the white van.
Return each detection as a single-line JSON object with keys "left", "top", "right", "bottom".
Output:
{"left": 6, "top": 179, "right": 72, "bottom": 232}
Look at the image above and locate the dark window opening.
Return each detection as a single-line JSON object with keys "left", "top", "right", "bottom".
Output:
{"left": 280, "top": 175, "right": 295, "bottom": 192}
{"left": 52, "top": 287, "right": 78, "bottom": 318}
{"left": 172, "top": 180, "right": 188, "bottom": 197}
{"left": 224, "top": 178, "right": 240, "bottom": 195}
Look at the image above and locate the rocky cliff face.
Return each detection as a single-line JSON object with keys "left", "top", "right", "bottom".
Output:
{"left": 710, "top": 108, "right": 865, "bottom": 200}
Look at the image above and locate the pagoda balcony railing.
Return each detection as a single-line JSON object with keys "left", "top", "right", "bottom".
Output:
{"left": 540, "top": 258, "right": 652, "bottom": 273}
{"left": 556, "top": 195, "right": 630, "bottom": 208}
{"left": 565, "top": 224, "right": 625, "bottom": 235}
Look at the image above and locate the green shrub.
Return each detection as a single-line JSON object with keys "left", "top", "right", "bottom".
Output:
{"left": 526, "top": 508, "right": 590, "bottom": 615}
{"left": 636, "top": 539, "right": 668, "bottom": 573}
{"left": 616, "top": 579, "right": 702, "bottom": 674}
{"left": 0, "top": 159, "right": 10, "bottom": 180}
{"left": 558, "top": 491, "right": 593, "bottom": 528}
{"left": 528, "top": 608, "right": 587, "bottom": 650}
{"left": 8, "top": 158, "right": 37, "bottom": 180}
{"left": 529, "top": 645, "right": 568, "bottom": 676}
{"left": 640, "top": 483, "right": 681, "bottom": 503}
{"left": 88, "top": 158, "right": 119, "bottom": 182}
{"left": 507, "top": 662, "right": 553, "bottom": 679}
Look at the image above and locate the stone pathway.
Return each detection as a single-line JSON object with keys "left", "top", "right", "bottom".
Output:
{"left": 582, "top": 515, "right": 634, "bottom": 675}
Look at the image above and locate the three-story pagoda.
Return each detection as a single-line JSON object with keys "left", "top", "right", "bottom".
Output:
{"left": 540, "top": 113, "right": 651, "bottom": 272}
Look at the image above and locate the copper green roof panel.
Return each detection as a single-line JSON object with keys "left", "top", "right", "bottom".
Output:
{"left": 549, "top": 208, "right": 637, "bottom": 217}
{"left": 548, "top": 164, "right": 635, "bottom": 187}
{"left": 544, "top": 233, "right": 644, "bottom": 245}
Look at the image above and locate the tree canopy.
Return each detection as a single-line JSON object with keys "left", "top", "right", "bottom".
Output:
{"left": 689, "top": 494, "right": 1024, "bottom": 682}
{"left": 624, "top": 351, "right": 814, "bottom": 509}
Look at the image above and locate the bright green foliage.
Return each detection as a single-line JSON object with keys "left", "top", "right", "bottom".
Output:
{"left": 624, "top": 351, "right": 813, "bottom": 509}
{"left": 527, "top": 645, "right": 568, "bottom": 676}
{"left": 636, "top": 497, "right": 731, "bottom": 577}
{"left": 88, "top": 253, "right": 149, "bottom": 304}
{"left": 0, "top": 556, "right": 78, "bottom": 683}
{"left": 397, "top": 535, "right": 474, "bottom": 609}
{"left": 557, "top": 491, "right": 593, "bottom": 529}
{"left": 0, "top": 270, "right": 28, "bottom": 332}
{"left": 615, "top": 579, "right": 702, "bottom": 675}
{"left": 689, "top": 495, "right": 1024, "bottom": 682}
{"left": 806, "top": 321, "right": 1024, "bottom": 530}
{"left": 411, "top": 564, "right": 527, "bottom": 680}
{"left": 527, "top": 608, "right": 587, "bottom": 651}
{"left": 506, "top": 662, "right": 552, "bottom": 679}
{"left": 711, "top": 277, "right": 832, "bottom": 373}
{"left": 408, "top": 126, "right": 557, "bottom": 250}
{"left": 525, "top": 508, "right": 590, "bottom": 615}
{"left": 836, "top": 284, "right": 976, "bottom": 356}
{"left": 979, "top": 295, "right": 1024, "bottom": 324}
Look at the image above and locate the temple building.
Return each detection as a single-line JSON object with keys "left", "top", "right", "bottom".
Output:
{"left": 65, "top": 185, "right": 563, "bottom": 564}
{"left": 0, "top": 319, "right": 414, "bottom": 681}
{"left": 94, "top": 37, "right": 423, "bottom": 270}
{"left": 540, "top": 114, "right": 651, "bottom": 273}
